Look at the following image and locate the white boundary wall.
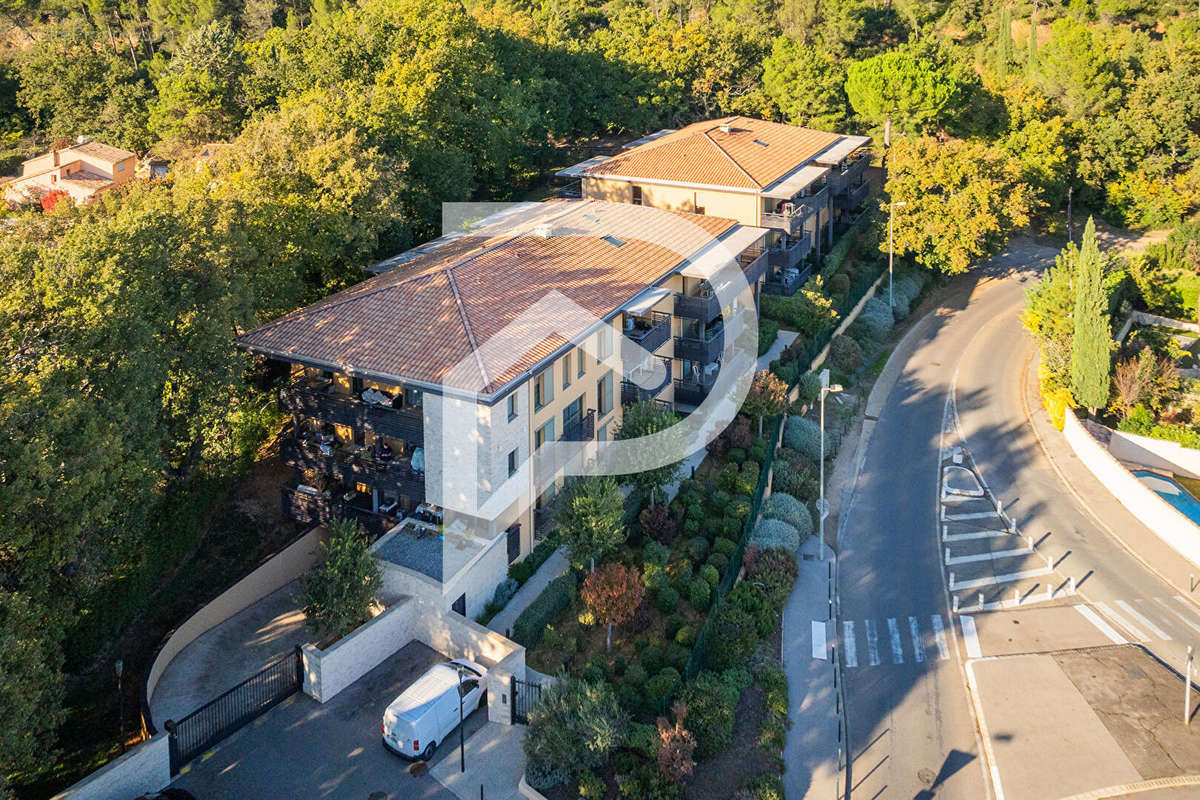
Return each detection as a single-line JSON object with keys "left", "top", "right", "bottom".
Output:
{"left": 301, "top": 595, "right": 524, "bottom": 723}
{"left": 1108, "top": 428, "right": 1200, "bottom": 479}
{"left": 788, "top": 271, "right": 886, "bottom": 404}
{"left": 1116, "top": 310, "right": 1200, "bottom": 343}
{"left": 50, "top": 734, "right": 170, "bottom": 800}
{"left": 1063, "top": 409, "right": 1200, "bottom": 569}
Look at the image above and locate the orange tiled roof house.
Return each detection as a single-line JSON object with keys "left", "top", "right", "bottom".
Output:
{"left": 2, "top": 139, "right": 137, "bottom": 209}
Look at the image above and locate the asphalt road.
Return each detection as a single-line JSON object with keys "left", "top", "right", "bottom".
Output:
{"left": 836, "top": 233, "right": 1200, "bottom": 799}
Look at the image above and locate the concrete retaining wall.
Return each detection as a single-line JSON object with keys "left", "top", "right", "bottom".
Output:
{"left": 301, "top": 597, "right": 417, "bottom": 703}
{"left": 1063, "top": 409, "right": 1200, "bottom": 568}
{"left": 50, "top": 734, "right": 170, "bottom": 800}
{"left": 1108, "top": 428, "right": 1200, "bottom": 479}
{"left": 146, "top": 526, "right": 329, "bottom": 723}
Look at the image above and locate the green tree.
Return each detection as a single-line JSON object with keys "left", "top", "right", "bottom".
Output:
{"left": 883, "top": 136, "right": 1040, "bottom": 274}
{"left": 301, "top": 518, "right": 382, "bottom": 636}
{"left": 1022, "top": 243, "right": 1079, "bottom": 389}
{"left": 148, "top": 20, "right": 247, "bottom": 149}
{"left": 0, "top": 591, "right": 65, "bottom": 785}
{"left": 1070, "top": 217, "right": 1112, "bottom": 413}
{"left": 762, "top": 37, "right": 850, "bottom": 130}
{"left": 1034, "top": 18, "right": 1119, "bottom": 121}
{"left": 555, "top": 477, "right": 626, "bottom": 572}
{"left": 743, "top": 370, "right": 788, "bottom": 436}
{"left": 614, "top": 400, "right": 682, "bottom": 504}
{"left": 524, "top": 675, "right": 626, "bottom": 789}
{"left": 844, "top": 40, "right": 973, "bottom": 135}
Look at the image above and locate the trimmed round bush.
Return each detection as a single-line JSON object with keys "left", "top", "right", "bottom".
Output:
{"left": 666, "top": 643, "right": 690, "bottom": 671}
{"left": 617, "top": 683, "right": 642, "bottom": 714}
{"left": 657, "top": 586, "right": 680, "bottom": 614}
{"left": 665, "top": 614, "right": 684, "bottom": 640}
{"left": 700, "top": 564, "right": 720, "bottom": 587}
{"left": 750, "top": 518, "right": 801, "bottom": 551}
{"left": 727, "top": 447, "right": 746, "bottom": 464}
{"left": 687, "top": 536, "right": 710, "bottom": 562}
{"left": 795, "top": 372, "right": 821, "bottom": 406}
{"left": 675, "top": 624, "right": 698, "bottom": 647}
{"left": 643, "top": 564, "right": 670, "bottom": 595}
{"left": 784, "top": 415, "right": 823, "bottom": 462}
{"left": 707, "top": 551, "right": 729, "bottom": 574}
{"left": 643, "top": 539, "right": 671, "bottom": 567}
{"left": 492, "top": 577, "right": 519, "bottom": 607}
{"left": 641, "top": 644, "right": 664, "bottom": 674}
{"left": 762, "top": 492, "right": 814, "bottom": 538}
{"left": 829, "top": 334, "right": 864, "bottom": 373}
{"left": 688, "top": 578, "right": 712, "bottom": 610}
{"left": 624, "top": 663, "right": 648, "bottom": 687}
{"left": 582, "top": 659, "right": 606, "bottom": 683}
{"left": 680, "top": 671, "right": 739, "bottom": 759}
{"left": 828, "top": 273, "right": 850, "bottom": 297}
{"left": 713, "top": 536, "right": 737, "bottom": 557}
{"left": 645, "top": 667, "right": 681, "bottom": 711}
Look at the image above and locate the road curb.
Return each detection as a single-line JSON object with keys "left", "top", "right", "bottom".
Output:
{"left": 1057, "top": 775, "right": 1200, "bottom": 799}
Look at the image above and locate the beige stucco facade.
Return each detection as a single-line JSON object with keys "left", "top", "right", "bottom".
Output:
{"left": 2, "top": 142, "right": 136, "bottom": 208}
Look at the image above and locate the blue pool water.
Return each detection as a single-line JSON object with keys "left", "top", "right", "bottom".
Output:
{"left": 1133, "top": 470, "right": 1200, "bottom": 524}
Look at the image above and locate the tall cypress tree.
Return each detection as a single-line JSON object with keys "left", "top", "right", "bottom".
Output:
{"left": 1070, "top": 217, "right": 1110, "bottom": 413}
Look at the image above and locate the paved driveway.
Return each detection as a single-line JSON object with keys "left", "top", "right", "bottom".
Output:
{"left": 171, "top": 641, "right": 488, "bottom": 800}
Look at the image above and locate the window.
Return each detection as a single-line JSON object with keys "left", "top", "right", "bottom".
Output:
{"left": 534, "top": 367, "right": 554, "bottom": 410}
{"left": 459, "top": 679, "right": 479, "bottom": 698}
{"left": 598, "top": 371, "right": 613, "bottom": 416}
{"left": 50, "top": 175, "right": 57, "bottom": 184}
{"left": 577, "top": 347, "right": 586, "bottom": 378}
{"left": 596, "top": 326, "right": 613, "bottom": 361}
{"left": 563, "top": 397, "right": 583, "bottom": 432}
{"left": 695, "top": 206, "right": 705, "bottom": 215}
{"left": 115, "top": 162, "right": 125, "bottom": 172}
{"left": 598, "top": 423, "right": 608, "bottom": 442}
{"left": 507, "top": 394, "right": 518, "bottom": 422}
{"left": 507, "top": 449, "right": 518, "bottom": 477}
{"left": 631, "top": 185, "right": 643, "bottom": 205}
{"left": 562, "top": 352, "right": 572, "bottom": 389}
{"left": 535, "top": 420, "right": 555, "bottom": 449}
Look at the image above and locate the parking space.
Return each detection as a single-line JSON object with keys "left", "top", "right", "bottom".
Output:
{"left": 170, "top": 641, "right": 490, "bottom": 800}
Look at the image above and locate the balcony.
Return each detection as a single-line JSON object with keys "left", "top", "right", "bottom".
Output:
{"left": 761, "top": 185, "right": 829, "bottom": 237}
{"left": 835, "top": 180, "right": 870, "bottom": 210}
{"left": 621, "top": 357, "right": 672, "bottom": 406}
{"left": 280, "top": 487, "right": 400, "bottom": 538}
{"left": 674, "top": 373, "right": 717, "bottom": 406}
{"left": 674, "top": 327, "right": 723, "bottom": 365}
{"left": 623, "top": 311, "right": 671, "bottom": 354}
{"left": 828, "top": 156, "right": 869, "bottom": 194}
{"left": 740, "top": 247, "right": 769, "bottom": 284}
{"left": 675, "top": 286, "right": 721, "bottom": 322}
{"left": 561, "top": 408, "right": 596, "bottom": 442}
{"left": 767, "top": 233, "right": 812, "bottom": 271}
{"left": 763, "top": 264, "right": 812, "bottom": 297}
{"left": 280, "top": 435, "right": 425, "bottom": 503}
{"left": 279, "top": 381, "right": 424, "bottom": 446}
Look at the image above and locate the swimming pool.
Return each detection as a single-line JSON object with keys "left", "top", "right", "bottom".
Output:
{"left": 1133, "top": 470, "right": 1200, "bottom": 525}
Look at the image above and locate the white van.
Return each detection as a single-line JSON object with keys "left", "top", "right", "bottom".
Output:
{"left": 382, "top": 658, "right": 488, "bottom": 760}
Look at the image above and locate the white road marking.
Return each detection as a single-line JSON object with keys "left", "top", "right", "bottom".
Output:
{"left": 943, "top": 511, "right": 1005, "bottom": 522}
{"left": 843, "top": 621, "right": 857, "bottom": 668}
{"left": 950, "top": 566, "right": 1053, "bottom": 590}
{"left": 1158, "top": 597, "right": 1200, "bottom": 635}
{"left": 908, "top": 616, "right": 925, "bottom": 662}
{"left": 865, "top": 619, "right": 881, "bottom": 666}
{"left": 943, "top": 529, "right": 1017, "bottom": 542}
{"left": 1075, "top": 604, "right": 1128, "bottom": 645}
{"left": 931, "top": 615, "right": 950, "bottom": 660}
{"left": 1172, "top": 596, "right": 1200, "bottom": 630}
{"left": 945, "top": 547, "right": 1031, "bottom": 565}
{"left": 812, "top": 620, "right": 827, "bottom": 659}
{"left": 960, "top": 615, "right": 983, "bottom": 658}
{"left": 1094, "top": 601, "right": 1151, "bottom": 641}
{"left": 1118, "top": 600, "right": 1171, "bottom": 640}
{"left": 887, "top": 618, "right": 904, "bottom": 664}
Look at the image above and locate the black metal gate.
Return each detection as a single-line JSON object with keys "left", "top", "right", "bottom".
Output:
{"left": 511, "top": 676, "right": 542, "bottom": 724}
{"left": 166, "top": 647, "right": 303, "bottom": 773}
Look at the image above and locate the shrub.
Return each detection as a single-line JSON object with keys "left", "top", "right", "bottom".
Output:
{"left": 665, "top": 615, "right": 685, "bottom": 640}
{"left": 302, "top": 518, "right": 382, "bottom": 636}
{"left": 675, "top": 624, "right": 698, "bottom": 647}
{"left": 719, "top": 462, "right": 754, "bottom": 496}
{"left": 828, "top": 272, "right": 850, "bottom": 298}
{"left": 745, "top": 547, "right": 800, "bottom": 607}
{"left": 542, "top": 625, "right": 561, "bottom": 650}
{"left": 617, "top": 683, "right": 642, "bottom": 715}
{"left": 666, "top": 642, "right": 690, "bottom": 671}
{"left": 492, "top": 577, "right": 519, "bottom": 608}
{"left": 657, "top": 587, "right": 680, "bottom": 614}
{"left": 641, "top": 643, "right": 664, "bottom": 674}
{"left": 784, "top": 416, "right": 823, "bottom": 462}
{"left": 578, "top": 771, "right": 605, "bottom": 799}
{"left": 772, "top": 456, "right": 818, "bottom": 501}
{"left": 727, "top": 447, "right": 746, "bottom": 465}
{"left": 705, "top": 601, "right": 759, "bottom": 671}
{"left": 762, "top": 492, "right": 814, "bottom": 538}
{"left": 512, "top": 573, "right": 577, "bottom": 648}
{"left": 523, "top": 676, "right": 626, "bottom": 789}
{"left": 829, "top": 334, "right": 864, "bottom": 373}
{"left": 627, "top": 598, "right": 653, "bottom": 633}
{"left": 624, "top": 663, "right": 648, "bottom": 687}
{"left": 688, "top": 578, "right": 712, "bottom": 610}
{"left": 1043, "top": 387, "right": 1075, "bottom": 430}
{"left": 707, "top": 551, "right": 729, "bottom": 574}
{"left": 508, "top": 559, "right": 534, "bottom": 584}
{"left": 713, "top": 537, "right": 737, "bottom": 557}
{"left": 700, "top": 564, "right": 720, "bottom": 587}
{"left": 680, "top": 672, "right": 739, "bottom": 759}
{"left": 682, "top": 516, "right": 701, "bottom": 537}
{"left": 640, "top": 504, "right": 678, "bottom": 545}
{"left": 583, "top": 660, "right": 606, "bottom": 683}
{"left": 728, "top": 581, "right": 778, "bottom": 638}
{"left": 686, "top": 536, "right": 710, "bottom": 562}
{"left": 748, "top": 440, "right": 768, "bottom": 465}
{"left": 730, "top": 418, "right": 753, "bottom": 449}
{"left": 644, "top": 668, "right": 682, "bottom": 712}
{"left": 795, "top": 372, "right": 821, "bottom": 406}
{"left": 643, "top": 564, "right": 670, "bottom": 595}
{"left": 741, "top": 460, "right": 761, "bottom": 490}
{"left": 758, "top": 318, "right": 780, "bottom": 356}
{"left": 747, "top": 774, "right": 785, "bottom": 800}
{"left": 612, "top": 656, "right": 627, "bottom": 676}
{"left": 750, "top": 518, "right": 801, "bottom": 551}
{"left": 720, "top": 515, "right": 743, "bottom": 539}
{"left": 643, "top": 539, "right": 671, "bottom": 567}
{"left": 627, "top": 721, "right": 659, "bottom": 759}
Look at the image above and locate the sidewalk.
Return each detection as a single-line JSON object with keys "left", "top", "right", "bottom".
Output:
{"left": 430, "top": 722, "right": 526, "bottom": 800}
{"left": 782, "top": 535, "right": 840, "bottom": 800}
{"left": 487, "top": 547, "right": 569, "bottom": 638}
{"left": 758, "top": 329, "right": 799, "bottom": 372}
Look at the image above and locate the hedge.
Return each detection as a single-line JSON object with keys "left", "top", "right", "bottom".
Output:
{"left": 511, "top": 572, "right": 577, "bottom": 647}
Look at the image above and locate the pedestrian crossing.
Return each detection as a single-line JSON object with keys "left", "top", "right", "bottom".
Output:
{"left": 1072, "top": 595, "right": 1200, "bottom": 645}
{"left": 834, "top": 614, "right": 956, "bottom": 668}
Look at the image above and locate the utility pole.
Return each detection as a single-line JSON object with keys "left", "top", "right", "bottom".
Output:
{"left": 1067, "top": 186, "right": 1074, "bottom": 244}
{"left": 1187, "top": 646, "right": 1194, "bottom": 726}
{"left": 818, "top": 369, "right": 843, "bottom": 560}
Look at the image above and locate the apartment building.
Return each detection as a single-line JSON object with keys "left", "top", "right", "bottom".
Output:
{"left": 1, "top": 139, "right": 137, "bottom": 208}
{"left": 559, "top": 116, "right": 871, "bottom": 297}
{"left": 237, "top": 200, "right": 768, "bottom": 617}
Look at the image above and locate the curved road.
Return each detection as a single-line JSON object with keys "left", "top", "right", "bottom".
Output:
{"left": 836, "top": 236, "right": 1200, "bottom": 799}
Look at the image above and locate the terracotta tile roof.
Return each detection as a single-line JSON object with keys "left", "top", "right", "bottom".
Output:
{"left": 579, "top": 116, "right": 844, "bottom": 190}
{"left": 238, "top": 201, "right": 745, "bottom": 395}
{"left": 70, "top": 141, "right": 136, "bottom": 163}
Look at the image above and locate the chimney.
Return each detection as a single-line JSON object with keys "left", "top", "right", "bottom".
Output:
{"left": 718, "top": 123, "right": 733, "bottom": 133}
{"left": 532, "top": 224, "right": 554, "bottom": 239}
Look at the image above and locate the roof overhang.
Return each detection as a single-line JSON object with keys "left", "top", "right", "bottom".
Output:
{"left": 762, "top": 164, "right": 830, "bottom": 200}
{"left": 622, "top": 286, "right": 673, "bottom": 315}
{"left": 814, "top": 135, "right": 872, "bottom": 166}
{"left": 556, "top": 155, "right": 613, "bottom": 179}
{"left": 681, "top": 226, "right": 769, "bottom": 280}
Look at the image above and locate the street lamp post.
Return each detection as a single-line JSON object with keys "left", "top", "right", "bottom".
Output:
{"left": 888, "top": 201, "right": 907, "bottom": 309}
{"left": 456, "top": 666, "right": 466, "bottom": 773}
{"left": 115, "top": 659, "right": 124, "bottom": 754}
{"left": 818, "top": 369, "right": 843, "bottom": 560}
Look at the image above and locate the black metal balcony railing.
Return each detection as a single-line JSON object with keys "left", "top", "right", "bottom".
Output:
{"left": 279, "top": 382, "right": 424, "bottom": 446}
{"left": 280, "top": 487, "right": 398, "bottom": 538}
{"left": 623, "top": 311, "right": 671, "bottom": 354}
{"left": 761, "top": 185, "right": 829, "bottom": 236}
{"left": 828, "top": 156, "right": 869, "bottom": 194}
{"left": 621, "top": 358, "right": 672, "bottom": 406}
{"left": 674, "top": 373, "right": 717, "bottom": 406}
{"left": 674, "top": 288, "right": 722, "bottom": 322}
{"left": 740, "top": 248, "right": 769, "bottom": 284}
{"left": 281, "top": 436, "right": 425, "bottom": 503}
{"left": 763, "top": 264, "right": 812, "bottom": 297}
{"left": 560, "top": 408, "right": 596, "bottom": 442}
{"left": 674, "top": 328, "right": 723, "bottom": 365}
{"left": 767, "top": 233, "right": 812, "bottom": 270}
{"left": 835, "top": 180, "right": 871, "bottom": 210}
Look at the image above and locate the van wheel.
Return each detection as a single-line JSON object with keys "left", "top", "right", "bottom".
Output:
{"left": 421, "top": 741, "right": 436, "bottom": 760}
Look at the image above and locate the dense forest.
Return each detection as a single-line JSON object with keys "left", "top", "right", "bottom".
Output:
{"left": 1, "top": 0, "right": 1198, "bottom": 791}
